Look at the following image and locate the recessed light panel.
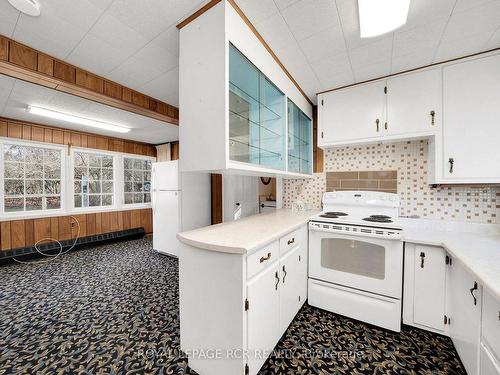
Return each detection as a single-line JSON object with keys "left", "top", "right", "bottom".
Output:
{"left": 358, "top": 0, "right": 410, "bottom": 38}
{"left": 7, "top": 0, "right": 41, "bottom": 17}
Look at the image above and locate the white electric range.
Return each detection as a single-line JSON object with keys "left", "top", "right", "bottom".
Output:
{"left": 308, "top": 190, "right": 404, "bottom": 332}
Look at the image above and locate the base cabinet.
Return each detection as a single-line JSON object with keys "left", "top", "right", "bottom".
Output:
{"left": 447, "top": 256, "right": 482, "bottom": 375}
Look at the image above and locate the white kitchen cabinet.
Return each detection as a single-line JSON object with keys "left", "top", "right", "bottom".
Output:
{"left": 436, "top": 53, "right": 500, "bottom": 183}
{"left": 403, "top": 244, "right": 448, "bottom": 334}
{"left": 447, "top": 256, "right": 482, "bottom": 375}
{"left": 481, "top": 288, "right": 500, "bottom": 374}
{"left": 179, "top": 1, "right": 312, "bottom": 178}
{"left": 179, "top": 223, "right": 308, "bottom": 375}
{"left": 247, "top": 264, "right": 281, "bottom": 375}
{"left": 481, "top": 344, "right": 500, "bottom": 375}
{"left": 279, "top": 245, "right": 307, "bottom": 335}
{"left": 318, "top": 80, "right": 385, "bottom": 146}
{"left": 386, "top": 68, "right": 441, "bottom": 136}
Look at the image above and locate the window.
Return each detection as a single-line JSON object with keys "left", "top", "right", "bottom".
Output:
{"left": 3, "top": 143, "right": 62, "bottom": 212}
{"left": 73, "top": 151, "right": 114, "bottom": 208}
{"left": 124, "top": 157, "right": 151, "bottom": 204}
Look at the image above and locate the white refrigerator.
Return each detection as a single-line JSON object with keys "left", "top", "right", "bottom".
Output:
{"left": 152, "top": 160, "right": 211, "bottom": 257}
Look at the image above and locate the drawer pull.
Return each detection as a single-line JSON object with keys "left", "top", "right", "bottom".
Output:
{"left": 287, "top": 238, "right": 295, "bottom": 245}
{"left": 470, "top": 282, "right": 478, "bottom": 306}
{"left": 275, "top": 271, "right": 279, "bottom": 290}
{"left": 282, "top": 265, "right": 287, "bottom": 284}
{"left": 259, "top": 252, "right": 271, "bottom": 263}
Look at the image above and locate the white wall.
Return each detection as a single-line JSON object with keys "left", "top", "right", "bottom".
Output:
{"left": 223, "top": 175, "right": 259, "bottom": 222}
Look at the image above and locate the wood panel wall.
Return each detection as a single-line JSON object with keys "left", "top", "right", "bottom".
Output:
{"left": 312, "top": 106, "right": 323, "bottom": 173}
{"left": 211, "top": 174, "right": 223, "bottom": 225}
{"left": 0, "top": 117, "right": 156, "bottom": 157}
{"left": 170, "top": 141, "right": 179, "bottom": 160}
{"left": 0, "top": 209, "right": 152, "bottom": 251}
{"left": 0, "top": 34, "right": 178, "bottom": 123}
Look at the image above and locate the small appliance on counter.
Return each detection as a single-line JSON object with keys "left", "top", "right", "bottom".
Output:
{"left": 308, "top": 190, "right": 404, "bottom": 331}
{"left": 151, "top": 161, "right": 211, "bottom": 257}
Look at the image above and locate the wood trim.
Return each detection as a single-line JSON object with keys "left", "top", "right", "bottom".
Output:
{"left": 0, "top": 116, "right": 157, "bottom": 157}
{"left": 176, "top": 0, "right": 313, "bottom": 106}
{"left": 170, "top": 141, "right": 179, "bottom": 160}
{"left": 0, "top": 209, "right": 153, "bottom": 252}
{"left": 0, "top": 34, "right": 179, "bottom": 124}
{"left": 312, "top": 106, "right": 323, "bottom": 173}
{"left": 226, "top": 0, "right": 313, "bottom": 106}
{"left": 317, "top": 47, "right": 500, "bottom": 95}
{"left": 211, "top": 174, "right": 223, "bottom": 225}
{"left": 176, "top": 0, "right": 222, "bottom": 29}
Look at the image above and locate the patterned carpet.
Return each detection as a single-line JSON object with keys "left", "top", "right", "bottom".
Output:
{"left": 0, "top": 238, "right": 465, "bottom": 374}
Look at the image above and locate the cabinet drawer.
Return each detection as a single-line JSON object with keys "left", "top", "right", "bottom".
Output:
{"left": 480, "top": 343, "right": 500, "bottom": 375}
{"left": 482, "top": 289, "right": 500, "bottom": 362}
{"left": 247, "top": 241, "right": 279, "bottom": 279}
{"left": 280, "top": 227, "right": 302, "bottom": 256}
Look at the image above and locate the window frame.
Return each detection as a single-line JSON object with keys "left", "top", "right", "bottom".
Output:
{"left": 0, "top": 137, "right": 67, "bottom": 219}
{"left": 122, "top": 155, "right": 153, "bottom": 208}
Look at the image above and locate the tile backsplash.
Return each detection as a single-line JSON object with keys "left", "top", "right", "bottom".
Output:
{"left": 283, "top": 139, "right": 500, "bottom": 224}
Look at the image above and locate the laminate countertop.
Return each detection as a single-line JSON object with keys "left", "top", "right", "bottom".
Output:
{"left": 177, "top": 209, "right": 319, "bottom": 255}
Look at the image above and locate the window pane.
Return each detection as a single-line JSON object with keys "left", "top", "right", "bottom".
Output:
{"left": 124, "top": 182, "right": 133, "bottom": 193}
{"left": 134, "top": 182, "right": 143, "bottom": 192}
{"left": 44, "top": 180, "right": 61, "bottom": 195}
{"left": 144, "top": 181, "right": 151, "bottom": 193}
{"left": 102, "top": 181, "right": 113, "bottom": 194}
{"left": 25, "top": 148, "right": 43, "bottom": 163}
{"left": 124, "top": 193, "right": 134, "bottom": 204}
{"left": 89, "top": 181, "right": 101, "bottom": 194}
{"left": 46, "top": 196, "right": 61, "bottom": 210}
{"left": 89, "top": 168, "right": 101, "bottom": 181}
{"left": 74, "top": 181, "right": 82, "bottom": 193}
{"left": 4, "top": 145, "right": 24, "bottom": 161}
{"left": 144, "top": 193, "right": 151, "bottom": 203}
{"left": 26, "top": 164, "right": 43, "bottom": 179}
{"left": 5, "top": 197, "right": 23, "bottom": 212}
{"left": 44, "top": 150, "right": 60, "bottom": 164}
{"left": 26, "top": 180, "right": 43, "bottom": 195}
{"left": 123, "top": 157, "right": 152, "bottom": 205}
{"left": 89, "top": 155, "right": 100, "bottom": 167}
{"left": 102, "top": 156, "right": 113, "bottom": 168}
{"left": 4, "top": 162, "right": 24, "bottom": 178}
{"left": 26, "top": 196, "right": 43, "bottom": 211}
{"left": 74, "top": 194, "right": 82, "bottom": 208}
{"left": 102, "top": 195, "right": 112, "bottom": 206}
{"left": 134, "top": 193, "right": 143, "bottom": 203}
{"left": 124, "top": 170, "right": 133, "bottom": 181}
{"left": 74, "top": 153, "right": 88, "bottom": 167}
{"left": 102, "top": 168, "right": 113, "bottom": 180}
{"left": 124, "top": 158, "right": 133, "bottom": 169}
{"left": 89, "top": 195, "right": 101, "bottom": 206}
{"left": 44, "top": 164, "right": 61, "bottom": 179}
{"left": 4, "top": 180, "right": 24, "bottom": 195}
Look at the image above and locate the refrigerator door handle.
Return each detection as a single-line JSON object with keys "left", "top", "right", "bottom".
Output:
{"left": 152, "top": 168, "right": 157, "bottom": 214}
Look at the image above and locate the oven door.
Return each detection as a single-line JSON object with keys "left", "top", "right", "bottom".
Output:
{"left": 309, "top": 225, "right": 403, "bottom": 298}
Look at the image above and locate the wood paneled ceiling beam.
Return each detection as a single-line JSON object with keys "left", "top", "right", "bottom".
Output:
{"left": 0, "top": 35, "right": 179, "bottom": 125}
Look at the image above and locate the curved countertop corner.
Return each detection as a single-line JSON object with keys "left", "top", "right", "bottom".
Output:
{"left": 177, "top": 209, "right": 319, "bottom": 255}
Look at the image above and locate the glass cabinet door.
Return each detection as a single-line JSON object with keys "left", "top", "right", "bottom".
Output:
{"left": 287, "top": 99, "right": 312, "bottom": 174}
{"left": 229, "top": 44, "right": 285, "bottom": 170}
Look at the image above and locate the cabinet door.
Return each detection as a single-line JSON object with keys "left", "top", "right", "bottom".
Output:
{"left": 413, "top": 246, "right": 446, "bottom": 331}
{"left": 246, "top": 264, "right": 280, "bottom": 375}
{"left": 448, "top": 258, "right": 482, "bottom": 375}
{"left": 386, "top": 68, "right": 441, "bottom": 136}
{"left": 480, "top": 343, "right": 500, "bottom": 375}
{"left": 318, "top": 80, "right": 385, "bottom": 146}
{"left": 442, "top": 53, "right": 500, "bottom": 182}
{"left": 279, "top": 246, "right": 307, "bottom": 335}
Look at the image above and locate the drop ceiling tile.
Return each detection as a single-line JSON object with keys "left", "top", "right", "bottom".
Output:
{"left": 0, "top": 1, "right": 20, "bottom": 37}
{"left": 434, "top": 31, "right": 496, "bottom": 61}
{"left": 106, "top": 0, "right": 206, "bottom": 39}
{"left": 311, "top": 53, "right": 354, "bottom": 90}
{"left": 484, "top": 26, "right": 500, "bottom": 49}
{"left": 348, "top": 36, "right": 393, "bottom": 69}
{"left": 441, "top": 1, "right": 500, "bottom": 43}
{"left": 297, "top": 25, "right": 346, "bottom": 63}
{"left": 453, "top": 0, "right": 499, "bottom": 13}
{"left": 352, "top": 61, "right": 391, "bottom": 82}
{"left": 393, "top": 17, "right": 448, "bottom": 58}
{"left": 275, "top": 43, "right": 321, "bottom": 92}
{"left": 13, "top": 13, "right": 91, "bottom": 58}
{"left": 139, "top": 68, "right": 180, "bottom": 106}
{"left": 86, "top": 13, "right": 149, "bottom": 57}
{"left": 391, "top": 52, "right": 434, "bottom": 74}
{"left": 255, "top": 13, "right": 296, "bottom": 51}
{"left": 0, "top": 75, "right": 15, "bottom": 113}
{"left": 152, "top": 26, "right": 180, "bottom": 56}
{"left": 234, "top": 0, "right": 279, "bottom": 24}
{"left": 281, "top": 0, "right": 340, "bottom": 41}
{"left": 135, "top": 42, "right": 179, "bottom": 74}
{"left": 66, "top": 34, "right": 139, "bottom": 76}
{"left": 87, "top": 0, "right": 114, "bottom": 11}
{"left": 404, "top": 0, "right": 456, "bottom": 29}
{"left": 274, "top": 0, "right": 301, "bottom": 11}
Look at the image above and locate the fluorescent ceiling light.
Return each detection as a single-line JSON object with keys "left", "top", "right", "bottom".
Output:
{"left": 358, "top": 0, "right": 410, "bottom": 38}
{"left": 27, "top": 106, "right": 131, "bottom": 134}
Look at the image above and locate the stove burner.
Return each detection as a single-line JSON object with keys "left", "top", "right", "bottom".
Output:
{"left": 363, "top": 216, "right": 393, "bottom": 223}
{"left": 324, "top": 212, "right": 348, "bottom": 216}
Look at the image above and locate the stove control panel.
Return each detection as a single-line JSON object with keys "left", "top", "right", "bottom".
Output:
{"left": 309, "top": 221, "right": 402, "bottom": 240}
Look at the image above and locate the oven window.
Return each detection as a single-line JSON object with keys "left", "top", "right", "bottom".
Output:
{"left": 320, "top": 238, "right": 385, "bottom": 280}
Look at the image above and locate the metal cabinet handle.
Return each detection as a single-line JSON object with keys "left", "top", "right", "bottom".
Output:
{"left": 287, "top": 238, "right": 295, "bottom": 245}
{"left": 376, "top": 118, "right": 380, "bottom": 132}
{"left": 275, "top": 271, "right": 279, "bottom": 290}
{"left": 259, "top": 252, "right": 271, "bottom": 263}
{"left": 470, "top": 282, "right": 478, "bottom": 306}
{"left": 430, "top": 110, "right": 435, "bottom": 126}
{"left": 420, "top": 252, "right": 425, "bottom": 268}
{"left": 449, "top": 158, "right": 454, "bottom": 174}
{"left": 384, "top": 121, "right": 388, "bottom": 130}
{"left": 282, "top": 265, "right": 287, "bottom": 284}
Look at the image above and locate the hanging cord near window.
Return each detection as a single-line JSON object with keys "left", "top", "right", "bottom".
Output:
{"left": 13, "top": 216, "right": 81, "bottom": 265}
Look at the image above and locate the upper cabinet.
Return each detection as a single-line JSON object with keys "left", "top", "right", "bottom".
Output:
{"left": 436, "top": 53, "right": 500, "bottom": 183}
{"left": 318, "top": 68, "right": 441, "bottom": 148}
{"left": 179, "top": 1, "right": 313, "bottom": 177}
